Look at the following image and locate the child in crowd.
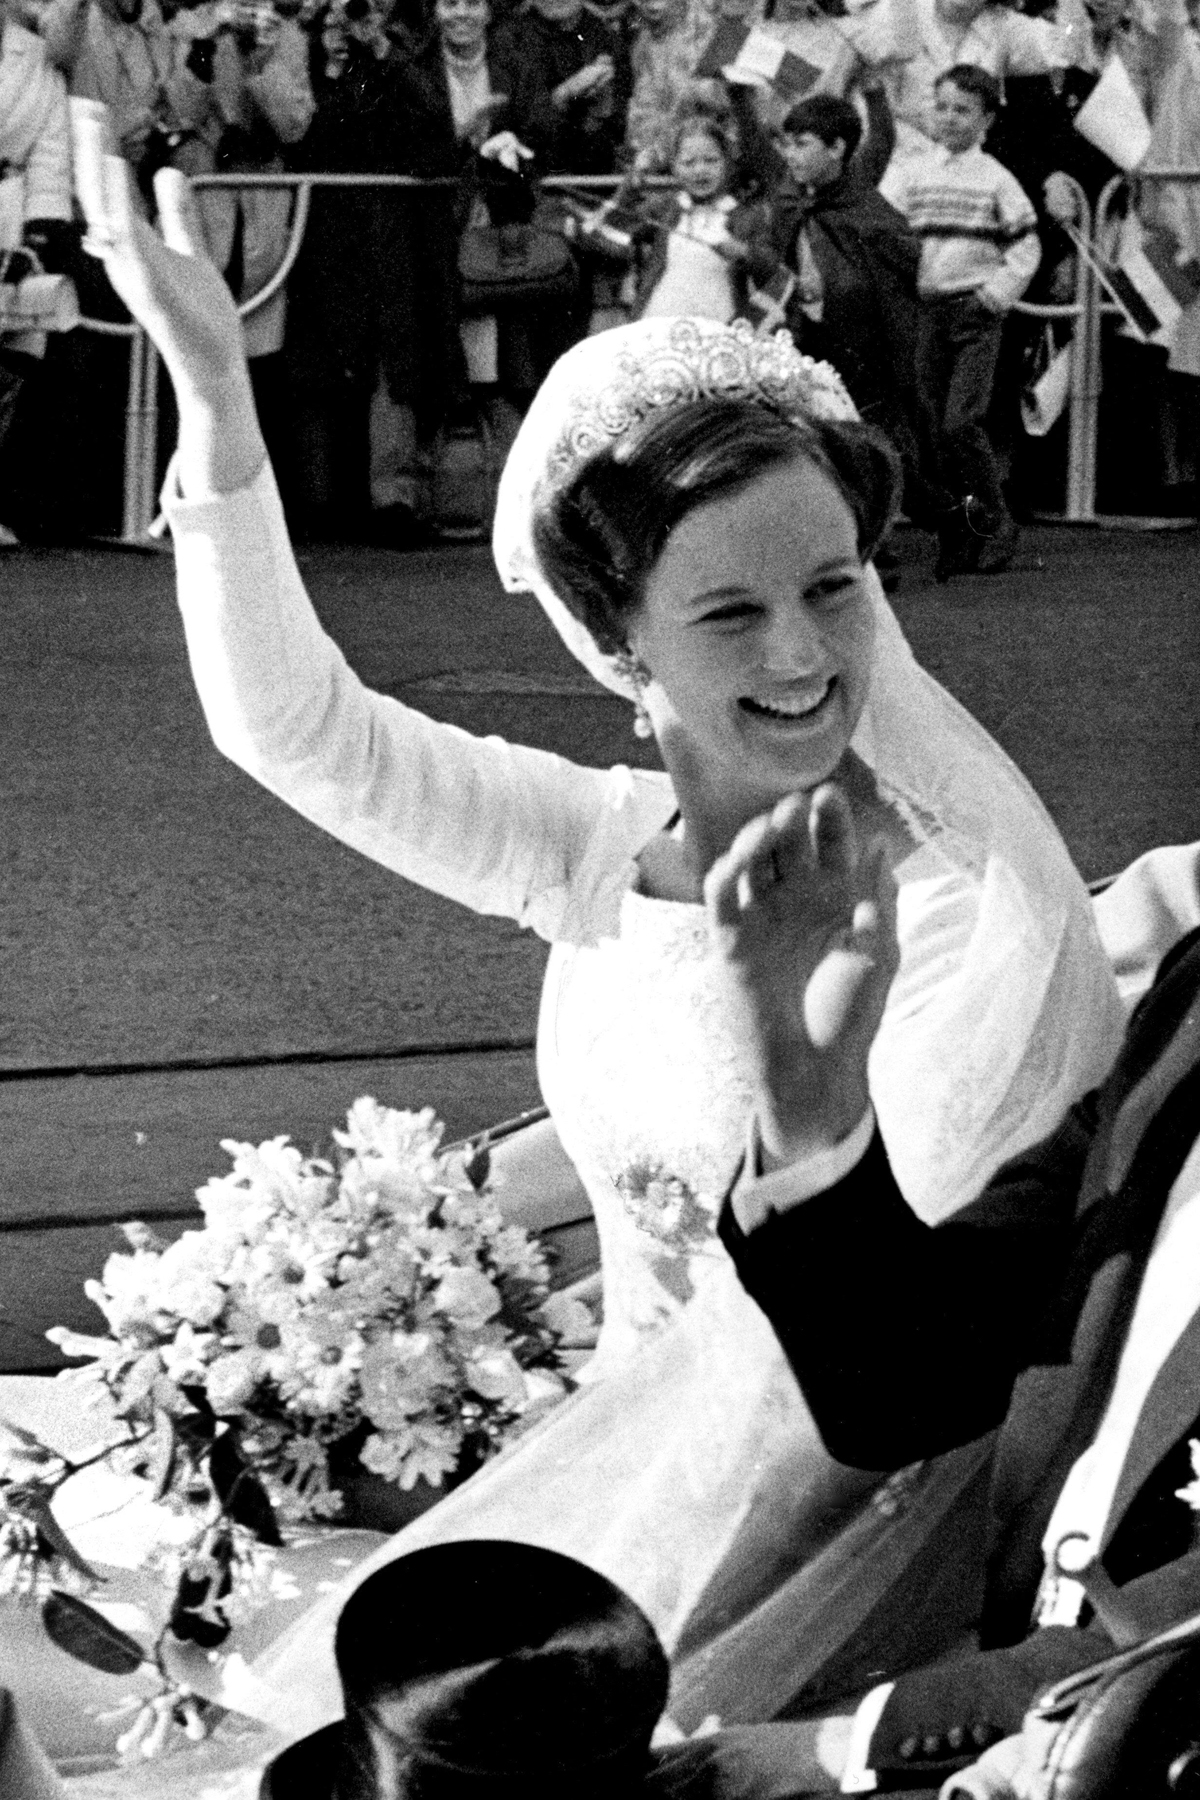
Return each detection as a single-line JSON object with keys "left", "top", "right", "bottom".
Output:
{"left": 744, "top": 95, "right": 931, "bottom": 513}
{"left": 890, "top": 63, "right": 1040, "bottom": 577}
{"left": 585, "top": 113, "right": 755, "bottom": 321}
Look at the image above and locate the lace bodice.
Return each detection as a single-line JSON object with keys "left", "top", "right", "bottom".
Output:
{"left": 541, "top": 884, "right": 754, "bottom": 1363}
{"left": 538, "top": 845, "right": 996, "bottom": 1372}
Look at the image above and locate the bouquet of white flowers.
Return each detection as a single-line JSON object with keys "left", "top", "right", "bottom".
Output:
{"left": 48, "top": 1099, "right": 575, "bottom": 1521}
{"left": 0, "top": 1100, "right": 585, "bottom": 1751}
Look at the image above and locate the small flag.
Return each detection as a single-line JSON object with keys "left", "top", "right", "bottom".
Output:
{"left": 565, "top": 195, "right": 634, "bottom": 248}
{"left": 1073, "top": 54, "right": 1152, "bottom": 171}
{"left": 745, "top": 265, "right": 797, "bottom": 336}
{"left": 695, "top": 22, "right": 821, "bottom": 99}
{"left": 1108, "top": 217, "right": 1200, "bottom": 343}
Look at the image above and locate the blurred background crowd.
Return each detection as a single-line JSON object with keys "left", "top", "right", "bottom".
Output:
{"left": 1, "top": 0, "right": 1200, "bottom": 545}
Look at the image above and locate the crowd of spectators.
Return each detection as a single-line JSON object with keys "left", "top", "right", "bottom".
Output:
{"left": 1, "top": 0, "right": 1200, "bottom": 547}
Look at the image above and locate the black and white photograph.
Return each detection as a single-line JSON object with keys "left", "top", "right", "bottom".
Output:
{"left": 0, "top": 0, "right": 1198, "bottom": 1790}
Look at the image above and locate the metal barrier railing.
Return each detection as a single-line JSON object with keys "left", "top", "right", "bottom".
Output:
{"left": 70, "top": 309, "right": 158, "bottom": 546}
{"left": 1073, "top": 168, "right": 1200, "bottom": 529}
{"left": 65, "top": 164, "right": 1183, "bottom": 544}
{"left": 74, "top": 171, "right": 658, "bottom": 544}
{"left": 1009, "top": 174, "right": 1095, "bottom": 522}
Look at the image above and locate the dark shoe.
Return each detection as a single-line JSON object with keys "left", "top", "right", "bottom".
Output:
{"left": 974, "top": 515, "right": 1020, "bottom": 574}
{"left": 369, "top": 503, "right": 430, "bottom": 550}
{"left": 936, "top": 494, "right": 1002, "bottom": 581}
{"left": 934, "top": 511, "right": 973, "bottom": 582}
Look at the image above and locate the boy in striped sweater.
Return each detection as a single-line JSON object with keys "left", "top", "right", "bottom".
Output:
{"left": 891, "top": 64, "right": 1040, "bottom": 577}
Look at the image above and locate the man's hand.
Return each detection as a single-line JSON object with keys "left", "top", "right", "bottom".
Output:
{"left": 705, "top": 785, "right": 898, "bottom": 1166}
{"left": 663, "top": 1716, "right": 855, "bottom": 1793}
{"left": 552, "top": 53, "right": 614, "bottom": 107}
{"left": 464, "top": 93, "right": 508, "bottom": 148}
{"left": 940, "top": 1723, "right": 1061, "bottom": 1800}
{"left": 714, "top": 226, "right": 749, "bottom": 261}
{"left": 1043, "top": 170, "right": 1080, "bottom": 225}
{"left": 720, "top": 61, "right": 772, "bottom": 87}
{"left": 479, "top": 128, "right": 534, "bottom": 171}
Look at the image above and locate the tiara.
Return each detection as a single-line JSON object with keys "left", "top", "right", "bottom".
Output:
{"left": 542, "top": 317, "right": 858, "bottom": 495}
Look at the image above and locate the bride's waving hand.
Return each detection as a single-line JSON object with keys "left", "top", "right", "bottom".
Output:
{"left": 70, "top": 98, "right": 265, "bottom": 497}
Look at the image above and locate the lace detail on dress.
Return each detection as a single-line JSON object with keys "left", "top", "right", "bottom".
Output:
{"left": 540, "top": 885, "right": 757, "bottom": 1362}
{"left": 874, "top": 774, "right": 988, "bottom": 881}
{"left": 613, "top": 1165, "right": 715, "bottom": 1303}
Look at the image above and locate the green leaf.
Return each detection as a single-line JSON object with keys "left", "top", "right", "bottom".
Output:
{"left": 42, "top": 1591, "right": 147, "bottom": 1675}
{"left": 0, "top": 1416, "right": 62, "bottom": 1479}
{"left": 464, "top": 1138, "right": 491, "bottom": 1192}
{"left": 145, "top": 1409, "right": 176, "bottom": 1502}
{"left": 114, "top": 1351, "right": 163, "bottom": 1417}
{"left": 7, "top": 1486, "right": 102, "bottom": 1583}
{"left": 209, "top": 1431, "right": 283, "bottom": 1546}
{"left": 174, "top": 1408, "right": 217, "bottom": 1460}
{"left": 168, "top": 1531, "right": 234, "bottom": 1650}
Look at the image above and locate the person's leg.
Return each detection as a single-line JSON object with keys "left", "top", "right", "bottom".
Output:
{"left": 915, "top": 299, "right": 955, "bottom": 495}
{"left": 916, "top": 301, "right": 980, "bottom": 580}
{"left": 941, "top": 300, "right": 1015, "bottom": 569}
{"left": 0, "top": 351, "right": 35, "bottom": 545}
{"left": 368, "top": 375, "right": 431, "bottom": 542}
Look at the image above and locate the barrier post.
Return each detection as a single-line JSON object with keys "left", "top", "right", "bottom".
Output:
{"left": 76, "top": 170, "right": 674, "bottom": 545}
{"left": 120, "top": 325, "right": 146, "bottom": 543}
{"left": 138, "top": 337, "right": 160, "bottom": 538}
{"left": 1078, "top": 171, "right": 1198, "bottom": 530}
{"left": 1009, "top": 176, "right": 1095, "bottom": 523}
{"left": 1065, "top": 189, "right": 1099, "bottom": 522}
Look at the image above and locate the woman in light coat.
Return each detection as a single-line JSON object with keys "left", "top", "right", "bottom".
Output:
{"left": 0, "top": 2, "right": 73, "bottom": 541}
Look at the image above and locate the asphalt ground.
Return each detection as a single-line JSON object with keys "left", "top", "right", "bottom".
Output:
{"left": 2, "top": 519, "right": 1198, "bottom": 1365}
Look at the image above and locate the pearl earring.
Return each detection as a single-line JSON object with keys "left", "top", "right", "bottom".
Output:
{"left": 615, "top": 647, "right": 653, "bottom": 739}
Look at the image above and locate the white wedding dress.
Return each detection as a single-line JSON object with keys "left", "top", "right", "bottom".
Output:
{"left": 159, "top": 447, "right": 1126, "bottom": 1741}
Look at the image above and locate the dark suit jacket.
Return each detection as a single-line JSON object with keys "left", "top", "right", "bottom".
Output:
{"left": 720, "top": 928, "right": 1200, "bottom": 1789}
{"left": 488, "top": 4, "right": 631, "bottom": 175}
{"left": 285, "top": 31, "right": 476, "bottom": 414}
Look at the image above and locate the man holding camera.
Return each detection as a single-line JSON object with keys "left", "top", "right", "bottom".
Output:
{"left": 45, "top": 0, "right": 311, "bottom": 349}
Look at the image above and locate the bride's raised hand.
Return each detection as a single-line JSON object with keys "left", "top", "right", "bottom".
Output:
{"left": 71, "top": 99, "right": 265, "bottom": 494}
{"left": 705, "top": 784, "right": 899, "bottom": 1166}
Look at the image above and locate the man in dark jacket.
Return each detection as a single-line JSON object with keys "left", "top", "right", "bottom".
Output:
{"left": 489, "top": 0, "right": 631, "bottom": 175}
{"left": 699, "top": 788, "right": 1200, "bottom": 1794}
{"left": 281, "top": 20, "right": 471, "bottom": 538}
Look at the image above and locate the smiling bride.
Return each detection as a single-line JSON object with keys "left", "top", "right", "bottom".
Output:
{"left": 71, "top": 106, "right": 1125, "bottom": 1743}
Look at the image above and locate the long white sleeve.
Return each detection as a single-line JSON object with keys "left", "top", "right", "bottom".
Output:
{"left": 165, "top": 457, "right": 675, "bottom": 943}
{"left": 978, "top": 163, "right": 1041, "bottom": 309}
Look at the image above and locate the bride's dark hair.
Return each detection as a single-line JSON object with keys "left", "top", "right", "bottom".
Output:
{"left": 324, "top": 1542, "right": 669, "bottom": 1800}
{"left": 532, "top": 396, "right": 900, "bottom": 658}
